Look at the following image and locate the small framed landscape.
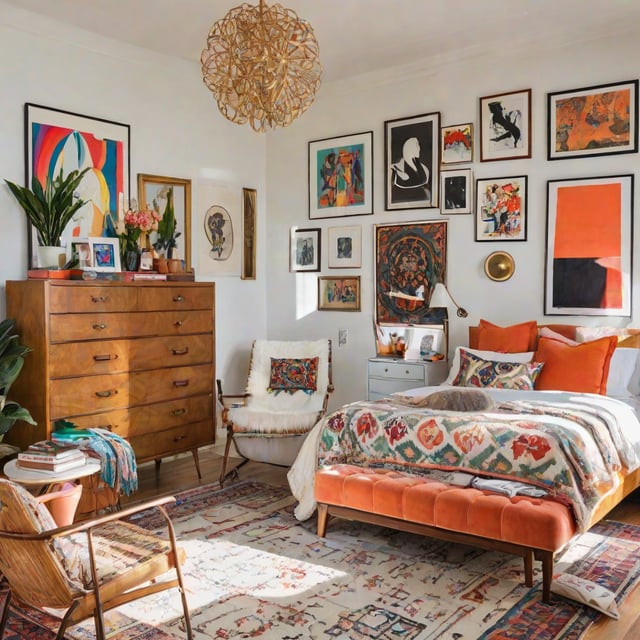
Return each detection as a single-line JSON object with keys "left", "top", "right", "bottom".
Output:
{"left": 547, "top": 79, "right": 638, "bottom": 160}
{"left": 318, "top": 276, "right": 361, "bottom": 311}
{"left": 290, "top": 227, "right": 321, "bottom": 272}
{"left": 441, "top": 122, "right": 473, "bottom": 164}
{"left": 385, "top": 111, "right": 440, "bottom": 210}
{"left": 327, "top": 225, "right": 362, "bottom": 268}
{"left": 88, "top": 237, "right": 121, "bottom": 272}
{"left": 308, "top": 131, "right": 373, "bottom": 219}
{"left": 479, "top": 89, "right": 532, "bottom": 162}
{"left": 440, "top": 169, "right": 472, "bottom": 214}
{"left": 475, "top": 175, "right": 527, "bottom": 241}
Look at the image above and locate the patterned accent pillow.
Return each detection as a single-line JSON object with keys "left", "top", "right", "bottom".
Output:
{"left": 269, "top": 357, "right": 319, "bottom": 395}
{"left": 452, "top": 348, "right": 543, "bottom": 390}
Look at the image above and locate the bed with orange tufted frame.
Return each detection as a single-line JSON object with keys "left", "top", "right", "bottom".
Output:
{"left": 312, "top": 324, "right": 640, "bottom": 604}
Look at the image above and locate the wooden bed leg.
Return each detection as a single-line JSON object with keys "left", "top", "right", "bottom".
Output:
{"left": 317, "top": 503, "right": 328, "bottom": 537}
{"left": 540, "top": 551, "right": 554, "bottom": 603}
{"left": 524, "top": 549, "right": 534, "bottom": 587}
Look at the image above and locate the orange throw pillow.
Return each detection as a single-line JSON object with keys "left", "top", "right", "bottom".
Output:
{"left": 477, "top": 319, "right": 538, "bottom": 352}
{"left": 533, "top": 336, "right": 617, "bottom": 394}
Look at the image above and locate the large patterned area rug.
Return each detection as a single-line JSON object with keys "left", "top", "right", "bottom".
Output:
{"left": 2, "top": 480, "right": 639, "bottom": 640}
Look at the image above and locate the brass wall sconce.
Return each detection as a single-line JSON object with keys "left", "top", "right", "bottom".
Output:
{"left": 484, "top": 251, "right": 515, "bottom": 282}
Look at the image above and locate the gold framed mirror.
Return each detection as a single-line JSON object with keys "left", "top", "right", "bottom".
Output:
{"left": 484, "top": 251, "right": 515, "bottom": 282}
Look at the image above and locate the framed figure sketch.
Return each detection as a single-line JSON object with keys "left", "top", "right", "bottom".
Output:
{"left": 385, "top": 112, "right": 440, "bottom": 210}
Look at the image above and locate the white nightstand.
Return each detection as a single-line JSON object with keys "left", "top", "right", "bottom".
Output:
{"left": 367, "top": 357, "right": 449, "bottom": 400}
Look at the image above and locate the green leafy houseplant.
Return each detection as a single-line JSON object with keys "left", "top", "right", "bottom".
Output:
{"left": 0, "top": 318, "right": 36, "bottom": 437}
{"left": 5, "top": 167, "right": 91, "bottom": 247}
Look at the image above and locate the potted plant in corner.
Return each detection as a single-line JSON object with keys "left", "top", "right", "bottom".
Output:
{"left": 5, "top": 167, "right": 90, "bottom": 268}
{"left": 0, "top": 318, "right": 36, "bottom": 454}
{"left": 152, "top": 186, "right": 182, "bottom": 273}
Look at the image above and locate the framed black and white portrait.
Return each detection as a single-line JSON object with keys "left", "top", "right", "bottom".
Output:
{"left": 440, "top": 169, "right": 472, "bottom": 215}
{"left": 290, "top": 227, "right": 321, "bottom": 272}
{"left": 384, "top": 112, "right": 440, "bottom": 210}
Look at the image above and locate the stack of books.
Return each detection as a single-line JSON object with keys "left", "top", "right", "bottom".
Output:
{"left": 17, "top": 440, "right": 87, "bottom": 472}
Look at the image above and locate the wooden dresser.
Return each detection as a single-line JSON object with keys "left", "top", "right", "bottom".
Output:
{"left": 4, "top": 280, "right": 215, "bottom": 479}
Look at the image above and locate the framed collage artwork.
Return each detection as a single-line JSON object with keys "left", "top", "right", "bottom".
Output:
{"left": 440, "top": 168, "right": 472, "bottom": 215}
{"left": 545, "top": 174, "right": 633, "bottom": 316}
{"left": 475, "top": 176, "right": 527, "bottom": 241}
{"left": 385, "top": 112, "right": 440, "bottom": 210}
{"left": 441, "top": 122, "right": 473, "bottom": 164}
{"left": 374, "top": 220, "right": 447, "bottom": 326}
{"left": 88, "top": 237, "right": 121, "bottom": 273}
{"left": 547, "top": 79, "right": 638, "bottom": 160}
{"left": 308, "top": 131, "right": 373, "bottom": 219}
{"left": 25, "top": 103, "right": 131, "bottom": 268}
{"left": 479, "top": 89, "right": 532, "bottom": 162}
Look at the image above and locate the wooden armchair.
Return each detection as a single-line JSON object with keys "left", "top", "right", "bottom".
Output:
{"left": 0, "top": 479, "right": 192, "bottom": 640}
{"left": 217, "top": 339, "right": 333, "bottom": 485}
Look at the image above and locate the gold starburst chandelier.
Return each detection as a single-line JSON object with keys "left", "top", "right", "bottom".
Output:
{"left": 201, "top": 0, "right": 322, "bottom": 133}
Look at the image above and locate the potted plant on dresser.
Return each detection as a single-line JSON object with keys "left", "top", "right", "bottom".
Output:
{"left": 5, "top": 167, "right": 90, "bottom": 268}
{"left": 0, "top": 318, "right": 36, "bottom": 457}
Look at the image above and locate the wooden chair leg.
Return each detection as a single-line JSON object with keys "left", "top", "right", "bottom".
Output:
{"left": 0, "top": 588, "right": 12, "bottom": 637}
{"left": 219, "top": 426, "right": 234, "bottom": 486}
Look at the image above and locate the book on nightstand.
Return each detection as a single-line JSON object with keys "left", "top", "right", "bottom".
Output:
{"left": 17, "top": 450, "right": 87, "bottom": 472}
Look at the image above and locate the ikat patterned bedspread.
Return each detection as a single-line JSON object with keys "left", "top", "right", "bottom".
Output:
{"left": 315, "top": 395, "right": 639, "bottom": 531}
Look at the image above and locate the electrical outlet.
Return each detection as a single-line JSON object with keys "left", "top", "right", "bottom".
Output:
{"left": 338, "top": 329, "right": 348, "bottom": 346}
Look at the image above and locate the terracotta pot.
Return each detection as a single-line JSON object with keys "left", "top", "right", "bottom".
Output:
{"left": 167, "top": 258, "right": 182, "bottom": 273}
{"left": 153, "top": 257, "right": 168, "bottom": 274}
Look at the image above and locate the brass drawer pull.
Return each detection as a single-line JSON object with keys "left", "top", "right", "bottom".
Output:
{"left": 97, "top": 424, "right": 114, "bottom": 431}
{"left": 93, "top": 354, "right": 115, "bottom": 361}
{"left": 172, "top": 347, "right": 189, "bottom": 356}
{"left": 173, "top": 295, "right": 185, "bottom": 302}
{"left": 173, "top": 380, "right": 189, "bottom": 388}
{"left": 95, "top": 390, "right": 117, "bottom": 398}
{"left": 174, "top": 320, "right": 184, "bottom": 327}
{"left": 173, "top": 435, "right": 187, "bottom": 442}
{"left": 92, "top": 323, "right": 107, "bottom": 330}
{"left": 172, "top": 408, "right": 187, "bottom": 417}
{"left": 91, "top": 295, "right": 108, "bottom": 303}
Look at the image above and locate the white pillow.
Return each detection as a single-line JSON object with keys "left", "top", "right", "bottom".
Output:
{"left": 442, "top": 346, "right": 534, "bottom": 386}
{"left": 606, "top": 347, "right": 640, "bottom": 396}
{"left": 551, "top": 573, "right": 619, "bottom": 619}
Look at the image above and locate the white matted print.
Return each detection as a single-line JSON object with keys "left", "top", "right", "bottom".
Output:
{"left": 88, "top": 237, "right": 121, "bottom": 272}
{"left": 196, "top": 182, "right": 241, "bottom": 277}
{"left": 328, "top": 225, "right": 362, "bottom": 268}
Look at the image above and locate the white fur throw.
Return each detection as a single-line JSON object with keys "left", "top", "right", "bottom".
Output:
{"left": 233, "top": 339, "right": 330, "bottom": 434}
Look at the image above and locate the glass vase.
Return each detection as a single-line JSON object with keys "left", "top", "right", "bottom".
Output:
{"left": 124, "top": 248, "right": 141, "bottom": 272}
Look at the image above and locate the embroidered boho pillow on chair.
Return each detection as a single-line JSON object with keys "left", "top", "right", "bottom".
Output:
{"left": 268, "top": 357, "right": 319, "bottom": 394}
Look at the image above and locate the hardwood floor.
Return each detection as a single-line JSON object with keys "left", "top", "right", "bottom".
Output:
{"left": 130, "top": 444, "right": 639, "bottom": 640}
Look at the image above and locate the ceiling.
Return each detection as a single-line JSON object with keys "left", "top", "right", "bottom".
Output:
{"left": 4, "top": 0, "right": 640, "bottom": 83}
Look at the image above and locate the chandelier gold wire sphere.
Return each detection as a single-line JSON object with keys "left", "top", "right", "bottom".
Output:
{"left": 201, "top": 0, "right": 322, "bottom": 133}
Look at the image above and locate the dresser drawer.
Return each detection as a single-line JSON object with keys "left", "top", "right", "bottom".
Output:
{"left": 49, "top": 285, "right": 138, "bottom": 313}
{"left": 50, "top": 363, "right": 214, "bottom": 418}
{"left": 58, "top": 394, "right": 214, "bottom": 439}
{"left": 368, "top": 377, "right": 425, "bottom": 397}
{"left": 50, "top": 310, "right": 214, "bottom": 342}
{"left": 130, "top": 420, "right": 214, "bottom": 460}
{"left": 137, "top": 286, "right": 214, "bottom": 312}
{"left": 368, "top": 360, "right": 426, "bottom": 381}
{"left": 50, "top": 334, "right": 214, "bottom": 377}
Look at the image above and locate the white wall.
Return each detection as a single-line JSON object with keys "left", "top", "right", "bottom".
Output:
{"left": 0, "top": 2, "right": 267, "bottom": 395}
{"left": 266, "top": 29, "right": 640, "bottom": 411}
